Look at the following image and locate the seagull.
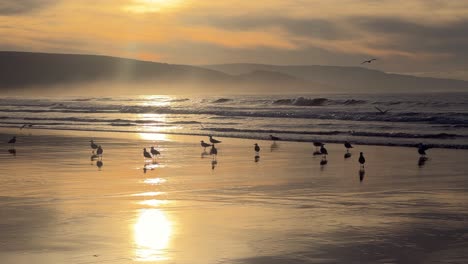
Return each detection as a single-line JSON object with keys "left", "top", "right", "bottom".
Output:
{"left": 200, "top": 140, "right": 212, "bottom": 150}
{"left": 320, "top": 144, "right": 328, "bottom": 156}
{"left": 209, "top": 135, "right": 221, "bottom": 144}
{"left": 90, "top": 140, "right": 98, "bottom": 150}
{"left": 150, "top": 146, "right": 160, "bottom": 156}
{"left": 96, "top": 145, "right": 103, "bottom": 157}
{"left": 361, "top": 58, "right": 377, "bottom": 64}
{"left": 8, "top": 136, "right": 16, "bottom": 144}
{"left": 254, "top": 143, "right": 260, "bottom": 153}
{"left": 269, "top": 135, "right": 281, "bottom": 141}
{"left": 359, "top": 152, "right": 366, "bottom": 168}
{"left": 20, "top": 124, "right": 33, "bottom": 130}
{"left": 375, "top": 106, "right": 391, "bottom": 115}
{"left": 344, "top": 141, "right": 353, "bottom": 153}
{"left": 210, "top": 145, "right": 218, "bottom": 156}
{"left": 418, "top": 143, "right": 429, "bottom": 157}
{"left": 143, "top": 148, "right": 153, "bottom": 159}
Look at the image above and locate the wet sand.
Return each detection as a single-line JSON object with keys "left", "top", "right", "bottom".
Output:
{"left": 1, "top": 128, "right": 468, "bottom": 264}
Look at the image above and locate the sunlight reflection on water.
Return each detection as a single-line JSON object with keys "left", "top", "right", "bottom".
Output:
{"left": 134, "top": 209, "right": 172, "bottom": 261}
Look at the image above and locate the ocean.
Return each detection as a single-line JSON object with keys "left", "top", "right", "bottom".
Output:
{"left": 1, "top": 92, "right": 467, "bottom": 148}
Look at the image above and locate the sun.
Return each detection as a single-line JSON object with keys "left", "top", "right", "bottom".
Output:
{"left": 124, "top": 0, "right": 183, "bottom": 13}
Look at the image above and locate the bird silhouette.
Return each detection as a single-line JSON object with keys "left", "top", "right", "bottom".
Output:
{"left": 8, "top": 136, "right": 16, "bottom": 144}
{"left": 361, "top": 58, "right": 377, "bottom": 64}
{"left": 143, "top": 148, "right": 153, "bottom": 159}
{"left": 150, "top": 146, "right": 160, "bottom": 156}
{"left": 209, "top": 136, "right": 222, "bottom": 144}
{"left": 359, "top": 152, "right": 366, "bottom": 168}
{"left": 418, "top": 143, "right": 429, "bottom": 157}
{"left": 320, "top": 144, "right": 328, "bottom": 155}
{"left": 254, "top": 143, "right": 260, "bottom": 153}
{"left": 344, "top": 141, "right": 353, "bottom": 151}
{"left": 269, "top": 135, "right": 280, "bottom": 141}
{"left": 344, "top": 141, "right": 353, "bottom": 158}
{"left": 200, "top": 140, "right": 212, "bottom": 150}
{"left": 20, "top": 124, "right": 33, "bottom": 130}
{"left": 90, "top": 140, "right": 98, "bottom": 150}
{"left": 375, "top": 106, "right": 391, "bottom": 114}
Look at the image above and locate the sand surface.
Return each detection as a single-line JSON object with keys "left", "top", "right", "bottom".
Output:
{"left": 1, "top": 128, "right": 468, "bottom": 264}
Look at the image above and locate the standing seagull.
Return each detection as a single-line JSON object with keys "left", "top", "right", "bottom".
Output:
{"left": 344, "top": 141, "right": 353, "bottom": 159}
{"left": 269, "top": 135, "right": 281, "bottom": 141}
{"left": 90, "top": 140, "right": 98, "bottom": 150}
{"left": 254, "top": 143, "right": 260, "bottom": 153}
{"left": 344, "top": 141, "right": 353, "bottom": 152}
{"left": 320, "top": 144, "right": 328, "bottom": 165}
{"left": 320, "top": 144, "right": 328, "bottom": 156}
{"left": 143, "top": 148, "right": 153, "bottom": 160}
{"left": 418, "top": 143, "right": 429, "bottom": 157}
{"left": 150, "top": 146, "right": 160, "bottom": 157}
{"left": 200, "top": 140, "right": 212, "bottom": 150}
{"left": 359, "top": 152, "right": 366, "bottom": 169}
{"left": 8, "top": 136, "right": 16, "bottom": 144}
{"left": 209, "top": 136, "right": 222, "bottom": 144}
{"left": 361, "top": 58, "right": 377, "bottom": 64}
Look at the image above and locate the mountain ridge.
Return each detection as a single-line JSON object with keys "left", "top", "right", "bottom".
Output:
{"left": 1, "top": 51, "right": 467, "bottom": 94}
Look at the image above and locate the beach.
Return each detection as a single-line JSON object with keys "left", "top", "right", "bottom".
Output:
{"left": 1, "top": 127, "right": 468, "bottom": 264}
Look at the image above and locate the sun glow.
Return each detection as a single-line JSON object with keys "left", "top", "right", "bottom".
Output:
{"left": 134, "top": 209, "right": 172, "bottom": 261}
{"left": 124, "top": 0, "right": 183, "bottom": 13}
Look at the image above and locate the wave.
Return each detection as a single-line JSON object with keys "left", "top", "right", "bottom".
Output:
{"left": 273, "top": 97, "right": 329, "bottom": 106}
{"left": 1, "top": 124, "right": 466, "bottom": 149}
{"left": 205, "top": 127, "right": 465, "bottom": 139}
{"left": 2, "top": 107, "right": 467, "bottom": 125}
{"left": 212, "top": 98, "right": 233, "bottom": 103}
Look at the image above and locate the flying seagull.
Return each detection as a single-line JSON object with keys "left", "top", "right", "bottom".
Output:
{"left": 375, "top": 106, "right": 391, "bottom": 115}
{"left": 361, "top": 58, "right": 377, "bottom": 64}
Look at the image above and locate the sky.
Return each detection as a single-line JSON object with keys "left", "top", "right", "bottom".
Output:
{"left": 1, "top": 0, "right": 468, "bottom": 80}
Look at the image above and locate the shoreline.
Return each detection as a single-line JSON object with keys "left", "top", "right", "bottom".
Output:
{"left": 1, "top": 126, "right": 467, "bottom": 150}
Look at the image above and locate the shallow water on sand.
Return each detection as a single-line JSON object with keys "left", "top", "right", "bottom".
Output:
{"left": 1, "top": 129, "right": 468, "bottom": 264}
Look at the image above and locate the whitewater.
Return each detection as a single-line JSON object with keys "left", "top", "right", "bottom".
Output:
{"left": 1, "top": 92, "right": 467, "bottom": 148}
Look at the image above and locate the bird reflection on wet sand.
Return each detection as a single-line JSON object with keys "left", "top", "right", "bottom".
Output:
{"left": 8, "top": 148, "right": 16, "bottom": 156}
{"left": 270, "top": 142, "right": 279, "bottom": 152}
{"left": 255, "top": 155, "right": 260, "bottom": 163}
{"left": 359, "top": 168, "right": 365, "bottom": 182}
{"left": 201, "top": 150, "right": 209, "bottom": 158}
{"left": 96, "top": 160, "right": 103, "bottom": 170}
{"left": 143, "top": 161, "right": 159, "bottom": 173}
{"left": 418, "top": 156, "right": 428, "bottom": 167}
{"left": 211, "top": 159, "right": 218, "bottom": 170}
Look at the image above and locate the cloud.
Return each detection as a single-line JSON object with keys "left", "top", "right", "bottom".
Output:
{"left": 1, "top": 0, "right": 468, "bottom": 78}
{"left": 0, "top": 0, "right": 56, "bottom": 15}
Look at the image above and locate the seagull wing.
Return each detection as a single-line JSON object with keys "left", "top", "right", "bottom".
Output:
{"left": 375, "top": 106, "right": 384, "bottom": 113}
